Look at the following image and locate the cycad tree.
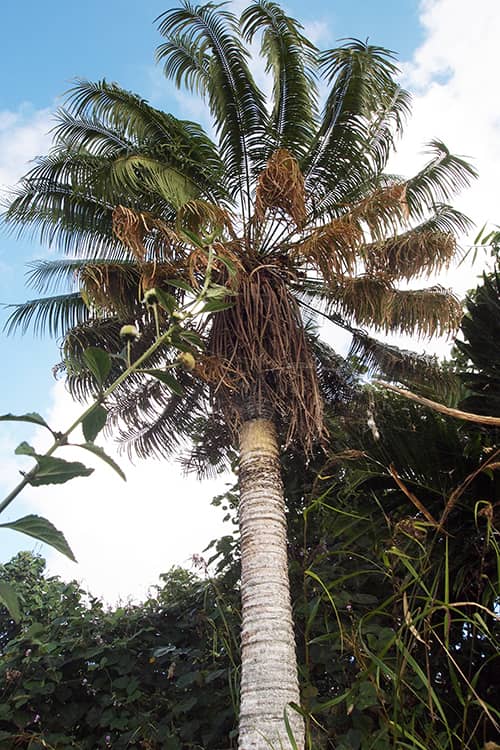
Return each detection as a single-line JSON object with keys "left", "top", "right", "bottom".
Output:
{"left": 3, "top": 2, "right": 475, "bottom": 748}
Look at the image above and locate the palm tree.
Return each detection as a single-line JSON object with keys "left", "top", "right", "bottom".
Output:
{"left": 3, "top": 2, "right": 476, "bottom": 747}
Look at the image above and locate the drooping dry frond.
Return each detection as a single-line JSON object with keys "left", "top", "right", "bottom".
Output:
{"left": 329, "top": 277, "right": 463, "bottom": 338}
{"left": 349, "top": 183, "right": 409, "bottom": 241}
{"left": 207, "top": 264, "right": 325, "bottom": 453}
{"left": 294, "top": 218, "right": 362, "bottom": 281}
{"left": 294, "top": 184, "right": 410, "bottom": 283}
{"left": 112, "top": 205, "right": 181, "bottom": 261}
{"left": 255, "top": 149, "right": 306, "bottom": 227}
{"left": 331, "top": 275, "right": 393, "bottom": 328}
{"left": 387, "top": 286, "right": 463, "bottom": 338}
{"left": 176, "top": 199, "right": 235, "bottom": 239}
{"left": 365, "top": 229, "right": 456, "bottom": 280}
{"left": 377, "top": 382, "right": 500, "bottom": 427}
{"left": 78, "top": 262, "right": 142, "bottom": 315}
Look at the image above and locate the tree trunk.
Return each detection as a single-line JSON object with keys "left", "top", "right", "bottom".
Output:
{"left": 238, "top": 418, "right": 304, "bottom": 750}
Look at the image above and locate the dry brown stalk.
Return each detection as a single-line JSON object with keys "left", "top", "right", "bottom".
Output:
{"left": 389, "top": 464, "right": 439, "bottom": 526}
{"left": 375, "top": 382, "right": 500, "bottom": 426}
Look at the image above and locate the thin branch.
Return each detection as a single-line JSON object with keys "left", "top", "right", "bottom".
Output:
{"left": 375, "top": 382, "right": 500, "bottom": 426}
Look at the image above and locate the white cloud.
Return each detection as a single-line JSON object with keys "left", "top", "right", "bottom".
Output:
{"left": 0, "top": 106, "right": 53, "bottom": 190}
{"left": 390, "top": 0, "right": 500, "bottom": 296}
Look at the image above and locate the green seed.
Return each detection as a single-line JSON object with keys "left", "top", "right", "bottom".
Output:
{"left": 120, "top": 324, "right": 139, "bottom": 342}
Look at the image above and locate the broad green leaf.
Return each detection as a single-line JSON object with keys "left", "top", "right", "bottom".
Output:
{"left": 201, "top": 299, "right": 234, "bottom": 313}
{"left": 0, "top": 412, "right": 52, "bottom": 432}
{"left": 23, "top": 622, "right": 46, "bottom": 641}
{"left": 154, "top": 289, "right": 178, "bottom": 314}
{"left": 143, "top": 369, "right": 184, "bottom": 396}
{"left": 15, "top": 441, "right": 36, "bottom": 456}
{"left": 29, "top": 456, "right": 93, "bottom": 486}
{"left": 179, "top": 330, "right": 204, "bottom": 349}
{"left": 0, "top": 581, "right": 21, "bottom": 622}
{"left": 82, "top": 404, "right": 108, "bottom": 443}
{"left": 205, "top": 283, "right": 233, "bottom": 299}
{"left": 15, "top": 445, "right": 94, "bottom": 485}
{"left": 77, "top": 443, "right": 126, "bottom": 481}
{"left": 170, "top": 339, "right": 195, "bottom": 354}
{"left": 0, "top": 515, "right": 76, "bottom": 561}
{"left": 82, "top": 347, "right": 111, "bottom": 385}
{"left": 356, "top": 681, "right": 379, "bottom": 710}
{"left": 166, "top": 278, "right": 194, "bottom": 294}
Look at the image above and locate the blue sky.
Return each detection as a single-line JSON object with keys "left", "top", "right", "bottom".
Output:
{"left": 1, "top": 0, "right": 498, "bottom": 600}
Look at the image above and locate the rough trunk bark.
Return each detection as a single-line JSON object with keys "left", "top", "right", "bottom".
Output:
{"left": 238, "top": 418, "right": 304, "bottom": 750}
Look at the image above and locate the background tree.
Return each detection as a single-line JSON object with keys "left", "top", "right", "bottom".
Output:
{"left": 0, "top": 552, "right": 239, "bottom": 749}
{"left": 3, "top": 2, "right": 476, "bottom": 747}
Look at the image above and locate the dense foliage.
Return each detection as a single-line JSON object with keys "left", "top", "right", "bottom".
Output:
{"left": 0, "top": 553, "right": 239, "bottom": 749}
{"left": 1, "top": 380, "right": 498, "bottom": 750}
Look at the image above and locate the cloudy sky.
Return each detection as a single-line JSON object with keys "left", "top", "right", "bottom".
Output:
{"left": 0, "top": 0, "right": 498, "bottom": 602}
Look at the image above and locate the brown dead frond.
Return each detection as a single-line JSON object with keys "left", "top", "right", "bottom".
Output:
{"left": 112, "top": 205, "right": 148, "bottom": 260}
{"left": 176, "top": 199, "right": 235, "bottom": 239}
{"left": 389, "top": 464, "right": 439, "bottom": 526}
{"left": 294, "top": 218, "right": 362, "bottom": 282}
{"left": 332, "top": 275, "right": 394, "bottom": 328}
{"left": 112, "top": 205, "right": 181, "bottom": 262}
{"left": 255, "top": 149, "right": 306, "bottom": 228}
{"left": 386, "top": 286, "right": 463, "bottom": 338}
{"left": 349, "top": 183, "right": 409, "bottom": 241}
{"left": 79, "top": 263, "right": 141, "bottom": 315}
{"left": 365, "top": 229, "right": 456, "bottom": 280}
{"left": 207, "top": 265, "right": 325, "bottom": 453}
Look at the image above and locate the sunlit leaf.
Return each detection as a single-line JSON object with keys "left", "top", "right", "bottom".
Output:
{"left": 201, "top": 299, "right": 234, "bottom": 313}
{"left": 15, "top": 444, "right": 94, "bottom": 485}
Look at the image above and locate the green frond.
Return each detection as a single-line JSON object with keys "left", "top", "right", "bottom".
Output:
{"left": 303, "top": 39, "right": 411, "bottom": 216}
{"left": 455, "top": 271, "right": 500, "bottom": 416}
{"left": 63, "top": 80, "right": 219, "bottom": 162}
{"left": 156, "top": 33, "right": 211, "bottom": 95}
{"left": 109, "top": 153, "right": 200, "bottom": 208}
{"left": 180, "top": 412, "right": 235, "bottom": 477}
{"left": 3, "top": 293, "right": 91, "bottom": 338}
{"left": 157, "top": 1, "right": 268, "bottom": 200}
{"left": 51, "top": 108, "right": 132, "bottom": 158}
{"left": 308, "top": 335, "right": 355, "bottom": 412}
{"left": 58, "top": 80, "right": 225, "bottom": 200}
{"left": 3, "top": 171, "right": 125, "bottom": 259}
{"left": 348, "top": 330, "right": 460, "bottom": 396}
{"left": 25, "top": 258, "right": 138, "bottom": 295}
{"left": 241, "top": 0, "right": 318, "bottom": 157}
{"left": 405, "top": 140, "right": 477, "bottom": 219}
